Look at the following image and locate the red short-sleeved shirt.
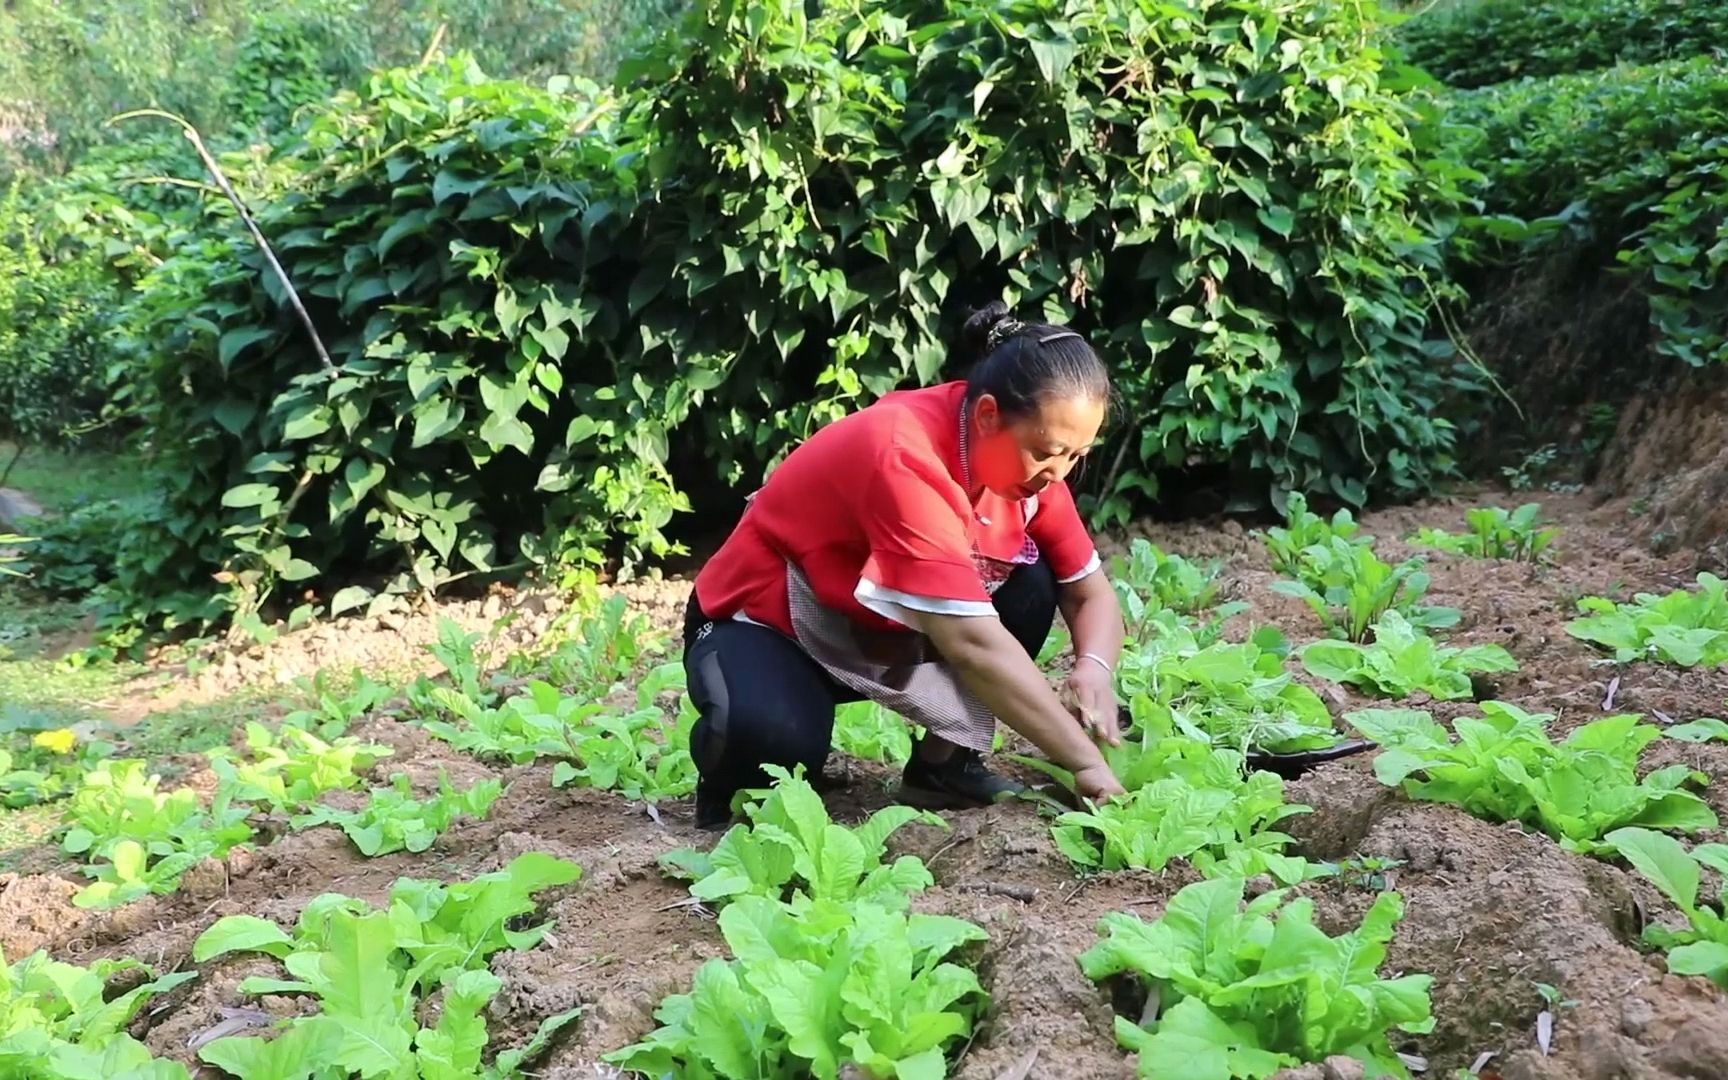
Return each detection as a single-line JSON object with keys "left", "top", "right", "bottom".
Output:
{"left": 692, "top": 381, "right": 1103, "bottom": 637}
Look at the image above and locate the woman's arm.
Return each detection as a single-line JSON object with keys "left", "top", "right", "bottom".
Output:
{"left": 1057, "top": 568, "right": 1124, "bottom": 671}
{"left": 1057, "top": 570, "right": 1125, "bottom": 742}
{"left": 911, "top": 611, "right": 1124, "bottom": 799}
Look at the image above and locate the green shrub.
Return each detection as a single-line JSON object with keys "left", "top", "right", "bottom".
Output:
{"left": 1446, "top": 58, "right": 1728, "bottom": 367}
{"left": 111, "top": 0, "right": 1477, "bottom": 637}
{"left": 1445, "top": 57, "right": 1728, "bottom": 225}
{"left": 1396, "top": 0, "right": 1728, "bottom": 90}
{"left": 118, "top": 60, "right": 677, "bottom": 630}
{"left": 1621, "top": 135, "right": 1728, "bottom": 367}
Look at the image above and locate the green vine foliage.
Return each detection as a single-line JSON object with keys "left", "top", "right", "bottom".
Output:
{"left": 623, "top": 0, "right": 1480, "bottom": 519}
{"left": 114, "top": 0, "right": 1478, "bottom": 634}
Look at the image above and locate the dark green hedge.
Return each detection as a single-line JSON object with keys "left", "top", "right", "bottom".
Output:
{"left": 1396, "top": 0, "right": 1728, "bottom": 90}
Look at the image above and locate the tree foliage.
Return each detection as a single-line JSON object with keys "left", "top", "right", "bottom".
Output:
{"left": 0, "top": 0, "right": 681, "bottom": 178}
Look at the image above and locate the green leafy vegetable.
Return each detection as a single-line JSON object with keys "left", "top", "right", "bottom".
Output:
{"left": 1300, "top": 611, "right": 1518, "bottom": 701}
{"left": 61, "top": 759, "right": 253, "bottom": 909}
{"left": 0, "top": 948, "right": 196, "bottom": 1078}
{"left": 1262, "top": 493, "right": 1371, "bottom": 577}
{"left": 604, "top": 896, "right": 988, "bottom": 1080}
{"left": 423, "top": 666, "right": 696, "bottom": 801}
{"left": 1117, "top": 623, "right": 1341, "bottom": 754}
{"left": 1079, "top": 878, "right": 1434, "bottom": 1079}
{"left": 1665, "top": 718, "right": 1728, "bottom": 743}
{"left": 207, "top": 722, "right": 392, "bottom": 813}
{"left": 281, "top": 668, "right": 397, "bottom": 740}
{"left": 1604, "top": 827, "right": 1728, "bottom": 988}
{"left": 1346, "top": 705, "right": 1717, "bottom": 852}
{"left": 1271, "top": 538, "right": 1459, "bottom": 643}
{"left": 1566, "top": 574, "right": 1728, "bottom": 667}
{"left": 291, "top": 771, "right": 503, "bottom": 856}
{"left": 191, "top": 854, "right": 582, "bottom": 1078}
{"left": 832, "top": 701, "right": 914, "bottom": 765}
{"left": 659, "top": 765, "right": 942, "bottom": 911}
{"left": 1050, "top": 755, "right": 1317, "bottom": 884}
{"left": 1410, "top": 504, "right": 1557, "bottom": 563}
{"left": 1112, "top": 539, "right": 1249, "bottom": 639}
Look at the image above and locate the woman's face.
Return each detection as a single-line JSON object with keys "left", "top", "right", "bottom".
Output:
{"left": 969, "top": 392, "right": 1106, "bottom": 500}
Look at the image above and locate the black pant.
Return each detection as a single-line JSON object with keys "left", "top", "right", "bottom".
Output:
{"left": 682, "top": 560, "right": 1059, "bottom": 801}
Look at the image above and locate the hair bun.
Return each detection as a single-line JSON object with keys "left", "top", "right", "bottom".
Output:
{"left": 961, "top": 300, "right": 1019, "bottom": 360}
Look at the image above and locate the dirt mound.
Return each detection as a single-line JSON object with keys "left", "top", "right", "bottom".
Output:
{"left": 1597, "top": 370, "right": 1728, "bottom": 569}
{"left": 1457, "top": 250, "right": 1728, "bottom": 566}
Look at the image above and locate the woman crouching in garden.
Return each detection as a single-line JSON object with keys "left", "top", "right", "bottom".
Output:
{"left": 681, "top": 301, "right": 1129, "bottom": 828}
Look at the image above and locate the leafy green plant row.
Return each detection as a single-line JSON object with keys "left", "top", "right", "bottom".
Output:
{"left": 626, "top": 766, "right": 988, "bottom": 1078}
{"left": 1261, "top": 492, "right": 1371, "bottom": 576}
{"left": 1345, "top": 704, "right": 1716, "bottom": 853}
{"left": 58, "top": 722, "right": 392, "bottom": 908}
{"left": 1027, "top": 729, "right": 1321, "bottom": 884}
{"left": 291, "top": 771, "right": 503, "bottom": 857}
{"left": 1081, "top": 877, "right": 1434, "bottom": 1079}
{"left": 1272, "top": 537, "right": 1458, "bottom": 644}
{"left": 0, "top": 853, "right": 580, "bottom": 1079}
{"left": 1115, "top": 618, "right": 1339, "bottom": 754}
{"left": 1301, "top": 610, "right": 1517, "bottom": 701}
{"left": 417, "top": 661, "right": 698, "bottom": 803}
{"left": 188, "top": 852, "right": 581, "bottom": 1078}
{"left": 83, "top": 0, "right": 1481, "bottom": 639}
{"left": 1410, "top": 503, "right": 1557, "bottom": 563}
{"left": 1567, "top": 572, "right": 1728, "bottom": 668}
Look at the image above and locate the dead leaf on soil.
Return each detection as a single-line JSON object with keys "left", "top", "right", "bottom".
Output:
{"left": 1602, "top": 675, "right": 1620, "bottom": 711}
{"left": 1397, "top": 1052, "right": 1428, "bottom": 1073}
{"left": 1470, "top": 1050, "right": 1498, "bottom": 1074}
{"left": 993, "top": 1048, "right": 1040, "bottom": 1080}
{"left": 188, "top": 1007, "right": 275, "bottom": 1050}
{"left": 1537, "top": 1009, "right": 1553, "bottom": 1055}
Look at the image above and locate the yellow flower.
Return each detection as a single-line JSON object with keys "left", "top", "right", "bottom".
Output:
{"left": 32, "top": 728, "right": 76, "bottom": 755}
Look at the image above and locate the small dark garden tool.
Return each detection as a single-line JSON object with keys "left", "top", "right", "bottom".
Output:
{"left": 1113, "top": 704, "right": 1376, "bottom": 780}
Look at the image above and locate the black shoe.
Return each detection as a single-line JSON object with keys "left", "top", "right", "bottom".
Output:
{"left": 898, "top": 748, "right": 1026, "bottom": 810}
{"left": 694, "top": 777, "right": 738, "bottom": 832}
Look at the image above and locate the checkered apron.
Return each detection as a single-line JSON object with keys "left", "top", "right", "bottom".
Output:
{"left": 780, "top": 401, "right": 1040, "bottom": 753}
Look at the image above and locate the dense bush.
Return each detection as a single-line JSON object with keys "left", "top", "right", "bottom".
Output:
{"left": 103, "top": 0, "right": 1479, "bottom": 636}
{"left": 1446, "top": 58, "right": 1728, "bottom": 366}
{"left": 1396, "top": 0, "right": 1728, "bottom": 90}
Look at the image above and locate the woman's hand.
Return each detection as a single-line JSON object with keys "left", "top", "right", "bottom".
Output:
{"left": 1061, "top": 658, "right": 1121, "bottom": 748}
{"left": 1073, "top": 762, "right": 1126, "bottom": 803}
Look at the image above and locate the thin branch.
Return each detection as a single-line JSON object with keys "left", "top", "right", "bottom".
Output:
{"left": 419, "top": 22, "right": 449, "bottom": 68}
{"left": 0, "top": 443, "right": 25, "bottom": 490}
{"left": 121, "top": 175, "right": 225, "bottom": 198}
{"left": 108, "top": 109, "right": 335, "bottom": 373}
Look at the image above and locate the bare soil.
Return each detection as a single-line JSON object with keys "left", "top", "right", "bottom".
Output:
{"left": 6, "top": 488, "right": 1728, "bottom": 1080}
